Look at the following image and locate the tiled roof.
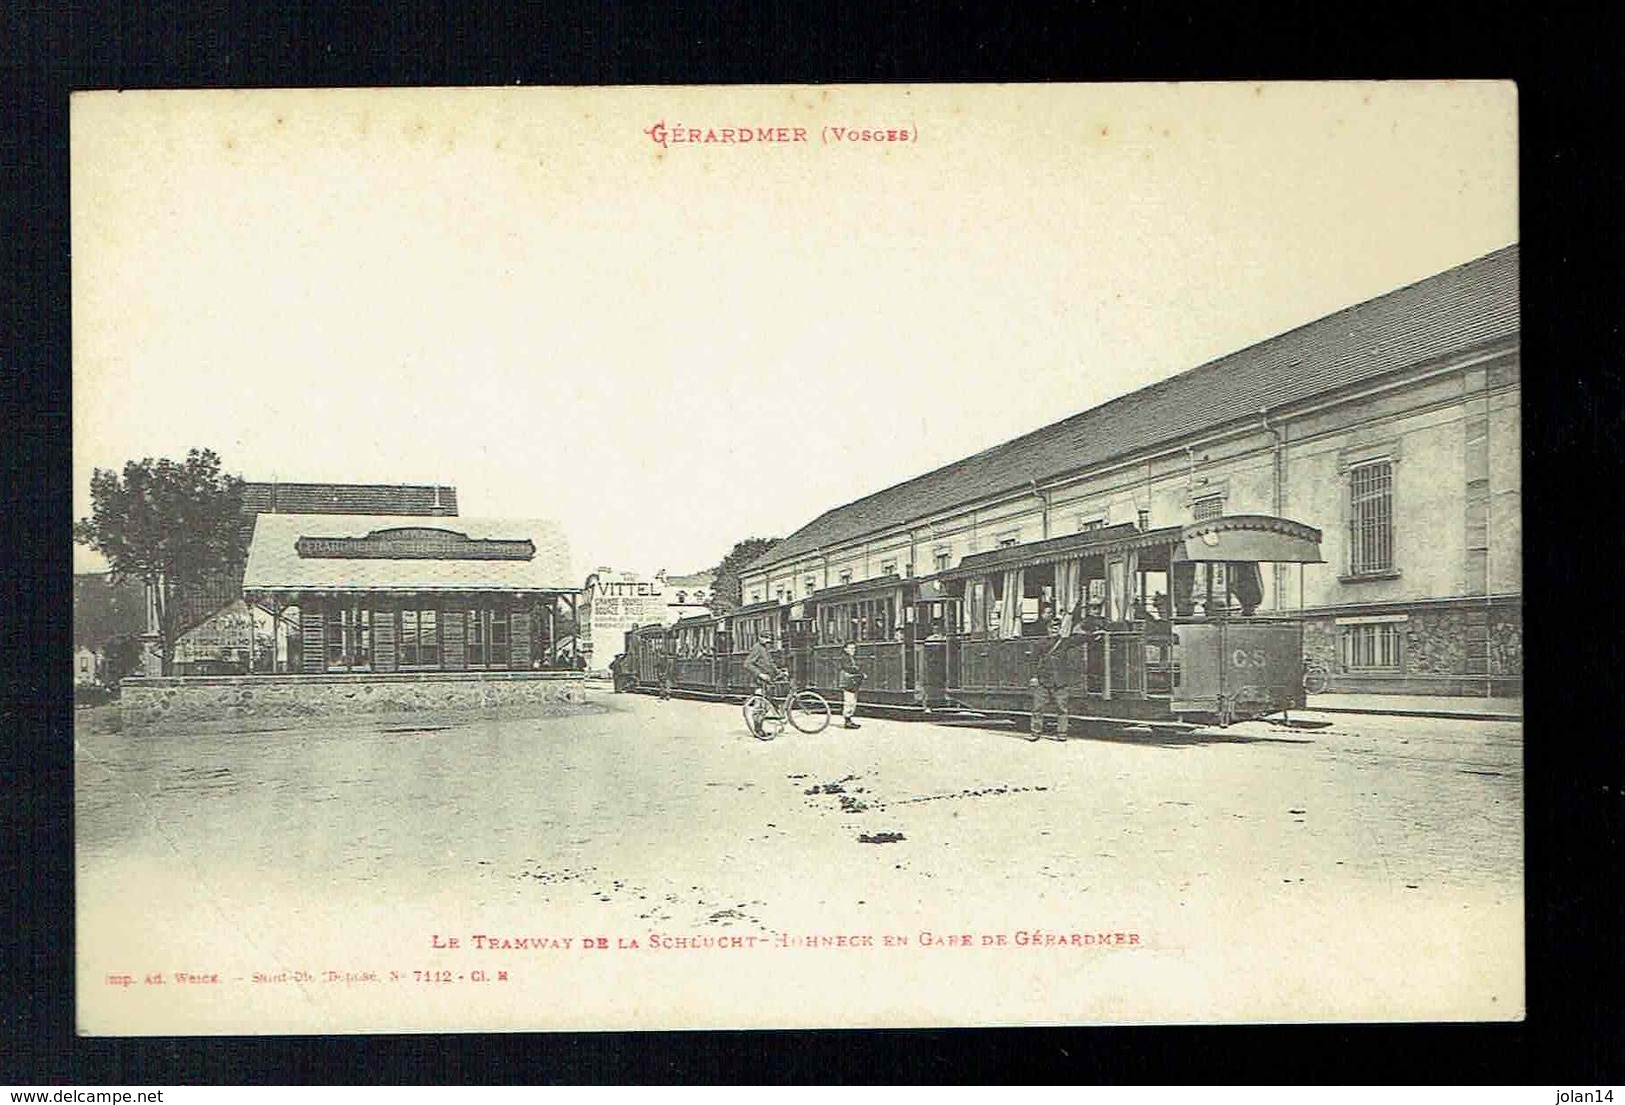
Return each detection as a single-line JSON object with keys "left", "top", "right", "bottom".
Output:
{"left": 240, "top": 482, "right": 457, "bottom": 517}
{"left": 243, "top": 515, "right": 575, "bottom": 593}
{"left": 159, "top": 483, "right": 465, "bottom": 637}
{"left": 752, "top": 244, "right": 1519, "bottom": 572}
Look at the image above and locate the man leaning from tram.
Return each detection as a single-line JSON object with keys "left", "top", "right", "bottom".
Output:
{"left": 1029, "top": 612, "right": 1084, "bottom": 742}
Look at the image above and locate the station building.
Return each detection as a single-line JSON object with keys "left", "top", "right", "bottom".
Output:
{"left": 243, "top": 513, "right": 578, "bottom": 674}
{"left": 121, "top": 481, "right": 585, "bottom": 733}
{"left": 740, "top": 245, "right": 1520, "bottom": 697}
{"left": 139, "top": 482, "right": 579, "bottom": 676}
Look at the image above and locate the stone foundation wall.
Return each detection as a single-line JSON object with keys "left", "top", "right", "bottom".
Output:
{"left": 1302, "top": 598, "right": 1522, "bottom": 697}
{"left": 121, "top": 671, "right": 591, "bottom": 734}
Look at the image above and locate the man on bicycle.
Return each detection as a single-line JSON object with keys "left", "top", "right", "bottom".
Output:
{"left": 743, "top": 632, "right": 785, "bottom": 737}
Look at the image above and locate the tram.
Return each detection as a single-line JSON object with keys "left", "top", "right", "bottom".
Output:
{"left": 621, "top": 514, "right": 1323, "bottom": 731}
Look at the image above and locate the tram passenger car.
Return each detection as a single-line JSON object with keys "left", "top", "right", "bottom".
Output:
{"left": 622, "top": 514, "right": 1322, "bottom": 729}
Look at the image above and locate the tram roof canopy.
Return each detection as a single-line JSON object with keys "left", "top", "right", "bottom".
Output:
{"left": 726, "top": 599, "right": 786, "bottom": 618}
{"left": 242, "top": 513, "right": 576, "bottom": 595}
{"left": 803, "top": 574, "right": 906, "bottom": 604}
{"left": 749, "top": 244, "right": 1517, "bottom": 574}
{"left": 1179, "top": 515, "right": 1324, "bottom": 563}
{"left": 942, "top": 522, "right": 1181, "bottom": 580}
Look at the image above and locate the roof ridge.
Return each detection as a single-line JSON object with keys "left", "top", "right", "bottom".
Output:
{"left": 752, "top": 243, "right": 1519, "bottom": 572}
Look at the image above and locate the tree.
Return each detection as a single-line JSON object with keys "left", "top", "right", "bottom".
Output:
{"left": 73, "top": 449, "right": 245, "bottom": 676}
{"left": 99, "top": 633, "right": 145, "bottom": 686}
{"left": 73, "top": 572, "right": 147, "bottom": 649}
{"left": 707, "top": 537, "right": 781, "bottom": 613}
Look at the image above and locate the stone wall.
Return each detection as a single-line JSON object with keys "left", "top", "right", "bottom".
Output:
{"left": 1406, "top": 607, "right": 1469, "bottom": 677}
{"left": 121, "top": 671, "right": 592, "bottom": 735}
{"left": 1488, "top": 605, "right": 1523, "bottom": 678}
{"left": 1302, "top": 598, "right": 1522, "bottom": 696}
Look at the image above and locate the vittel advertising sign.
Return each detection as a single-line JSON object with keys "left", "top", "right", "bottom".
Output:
{"left": 585, "top": 572, "right": 667, "bottom": 641}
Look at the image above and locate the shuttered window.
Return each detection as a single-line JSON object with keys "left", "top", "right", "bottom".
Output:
{"left": 1348, "top": 459, "right": 1395, "bottom": 575}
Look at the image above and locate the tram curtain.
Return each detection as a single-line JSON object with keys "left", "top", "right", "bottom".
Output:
{"left": 999, "top": 568, "right": 1024, "bottom": 639}
{"left": 1106, "top": 551, "right": 1139, "bottom": 621}
{"left": 1056, "top": 559, "right": 1084, "bottom": 621}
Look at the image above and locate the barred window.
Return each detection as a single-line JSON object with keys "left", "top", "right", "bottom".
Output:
{"left": 1192, "top": 496, "right": 1224, "bottom": 522}
{"left": 1343, "top": 622, "right": 1402, "bottom": 671}
{"left": 1348, "top": 459, "right": 1395, "bottom": 575}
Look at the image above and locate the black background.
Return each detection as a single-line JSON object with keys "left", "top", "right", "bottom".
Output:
{"left": 4, "top": 1, "right": 1620, "bottom": 1086}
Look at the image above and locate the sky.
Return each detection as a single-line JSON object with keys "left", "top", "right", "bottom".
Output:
{"left": 71, "top": 83, "right": 1518, "bottom": 579}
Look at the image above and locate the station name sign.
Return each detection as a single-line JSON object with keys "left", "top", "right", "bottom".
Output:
{"left": 296, "top": 528, "right": 536, "bottom": 561}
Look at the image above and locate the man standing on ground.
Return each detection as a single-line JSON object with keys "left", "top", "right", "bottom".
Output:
{"left": 1029, "top": 616, "right": 1080, "bottom": 742}
{"left": 838, "top": 641, "right": 864, "bottom": 730}
{"left": 654, "top": 647, "right": 672, "bottom": 701}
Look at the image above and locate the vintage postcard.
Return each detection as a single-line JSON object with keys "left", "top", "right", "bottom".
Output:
{"left": 72, "top": 83, "right": 1521, "bottom": 1033}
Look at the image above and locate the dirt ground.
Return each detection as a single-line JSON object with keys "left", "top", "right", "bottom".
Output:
{"left": 75, "top": 690, "right": 1523, "bottom": 1033}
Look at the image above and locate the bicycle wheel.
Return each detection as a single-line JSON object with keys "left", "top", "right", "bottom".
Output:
{"left": 788, "top": 690, "right": 832, "bottom": 734}
{"left": 1303, "top": 666, "right": 1329, "bottom": 695}
{"left": 742, "top": 694, "right": 764, "bottom": 732}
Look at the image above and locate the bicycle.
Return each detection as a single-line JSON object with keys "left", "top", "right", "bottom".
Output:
{"left": 742, "top": 673, "right": 832, "bottom": 740}
{"left": 1302, "top": 658, "right": 1330, "bottom": 695}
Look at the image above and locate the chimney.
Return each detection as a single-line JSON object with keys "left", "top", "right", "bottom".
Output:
{"left": 1137, "top": 508, "right": 1150, "bottom": 531}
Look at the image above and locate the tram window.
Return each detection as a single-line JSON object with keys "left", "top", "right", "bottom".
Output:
{"left": 1087, "top": 578, "right": 1106, "bottom": 618}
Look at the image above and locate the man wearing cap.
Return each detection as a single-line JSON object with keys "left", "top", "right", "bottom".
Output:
{"left": 1029, "top": 614, "right": 1082, "bottom": 742}
{"left": 837, "top": 641, "right": 865, "bottom": 730}
{"left": 743, "top": 630, "right": 783, "bottom": 735}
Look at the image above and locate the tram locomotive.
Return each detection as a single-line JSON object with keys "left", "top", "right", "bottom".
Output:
{"left": 621, "top": 515, "right": 1323, "bottom": 732}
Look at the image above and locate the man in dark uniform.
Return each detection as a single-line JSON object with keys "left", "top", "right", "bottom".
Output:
{"left": 654, "top": 648, "right": 672, "bottom": 701}
{"left": 743, "top": 632, "right": 783, "bottom": 737}
{"left": 837, "top": 641, "right": 864, "bottom": 730}
{"left": 1029, "top": 615, "right": 1081, "bottom": 742}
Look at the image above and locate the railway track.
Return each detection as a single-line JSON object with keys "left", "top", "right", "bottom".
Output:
{"left": 618, "top": 684, "right": 1202, "bottom": 738}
